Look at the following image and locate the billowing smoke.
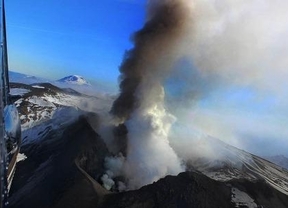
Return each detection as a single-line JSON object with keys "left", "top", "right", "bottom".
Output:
{"left": 111, "top": 0, "right": 190, "bottom": 121}
{"left": 109, "top": 0, "right": 190, "bottom": 189}
{"left": 181, "top": 0, "right": 288, "bottom": 94}
{"left": 103, "top": 0, "right": 288, "bottom": 190}
{"left": 168, "top": 0, "right": 288, "bottom": 154}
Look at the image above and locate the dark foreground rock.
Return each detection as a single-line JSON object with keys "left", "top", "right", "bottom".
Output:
{"left": 101, "top": 171, "right": 233, "bottom": 208}
{"left": 9, "top": 115, "right": 109, "bottom": 208}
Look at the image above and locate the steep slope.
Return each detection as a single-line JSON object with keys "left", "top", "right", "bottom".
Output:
{"left": 265, "top": 155, "right": 288, "bottom": 170}
{"left": 184, "top": 136, "right": 288, "bottom": 195}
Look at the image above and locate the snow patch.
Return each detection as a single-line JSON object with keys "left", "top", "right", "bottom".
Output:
{"left": 28, "top": 96, "right": 55, "bottom": 107}
{"left": 231, "top": 187, "right": 258, "bottom": 208}
{"left": 10, "top": 88, "right": 30, "bottom": 96}
{"left": 32, "top": 85, "right": 45, "bottom": 89}
{"left": 21, "top": 107, "right": 83, "bottom": 145}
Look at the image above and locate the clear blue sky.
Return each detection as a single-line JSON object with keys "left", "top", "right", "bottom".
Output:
{"left": 5, "top": 0, "right": 146, "bottom": 86}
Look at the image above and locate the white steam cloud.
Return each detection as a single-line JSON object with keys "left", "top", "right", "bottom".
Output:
{"left": 175, "top": 0, "right": 288, "bottom": 155}
{"left": 183, "top": 0, "right": 288, "bottom": 93}
{"left": 123, "top": 85, "right": 184, "bottom": 189}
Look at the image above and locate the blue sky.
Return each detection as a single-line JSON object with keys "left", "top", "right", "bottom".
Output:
{"left": 6, "top": 0, "right": 146, "bottom": 86}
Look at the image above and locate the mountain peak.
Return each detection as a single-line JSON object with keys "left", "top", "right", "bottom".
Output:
{"left": 57, "top": 75, "right": 90, "bottom": 86}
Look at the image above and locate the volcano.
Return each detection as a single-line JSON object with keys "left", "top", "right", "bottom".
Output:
{"left": 9, "top": 111, "right": 288, "bottom": 208}
{"left": 57, "top": 75, "right": 91, "bottom": 86}
{"left": 7, "top": 81, "right": 288, "bottom": 208}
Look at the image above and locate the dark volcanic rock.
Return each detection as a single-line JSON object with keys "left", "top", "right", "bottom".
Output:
{"left": 9, "top": 115, "right": 109, "bottom": 208}
{"left": 229, "top": 179, "right": 288, "bottom": 208}
{"left": 100, "top": 172, "right": 288, "bottom": 208}
{"left": 101, "top": 171, "right": 233, "bottom": 208}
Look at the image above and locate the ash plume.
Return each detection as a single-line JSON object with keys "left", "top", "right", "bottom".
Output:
{"left": 111, "top": 0, "right": 190, "bottom": 122}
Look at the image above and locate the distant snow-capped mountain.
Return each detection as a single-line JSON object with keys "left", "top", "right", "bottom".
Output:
{"left": 57, "top": 75, "right": 91, "bottom": 86}
{"left": 9, "top": 71, "right": 49, "bottom": 84}
{"left": 9, "top": 71, "right": 116, "bottom": 96}
{"left": 9, "top": 71, "right": 90, "bottom": 86}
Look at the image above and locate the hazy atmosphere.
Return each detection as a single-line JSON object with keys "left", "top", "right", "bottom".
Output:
{"left": 6, "top": 0, "right": 288, "bottom": 161}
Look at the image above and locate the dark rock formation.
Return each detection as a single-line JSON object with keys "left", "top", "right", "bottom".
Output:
{"left": 9, "top": 115, "right": 109, "bottom": 208}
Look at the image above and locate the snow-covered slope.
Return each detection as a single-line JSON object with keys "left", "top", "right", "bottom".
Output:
{"left": 184, "top": 136, "right": 288, "bottom": 195}
{"left": 10, "top": 82, "right": 113, "bottom": 130}
{"left": 57, "top": 75, "right": 91, "bottom": 85}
